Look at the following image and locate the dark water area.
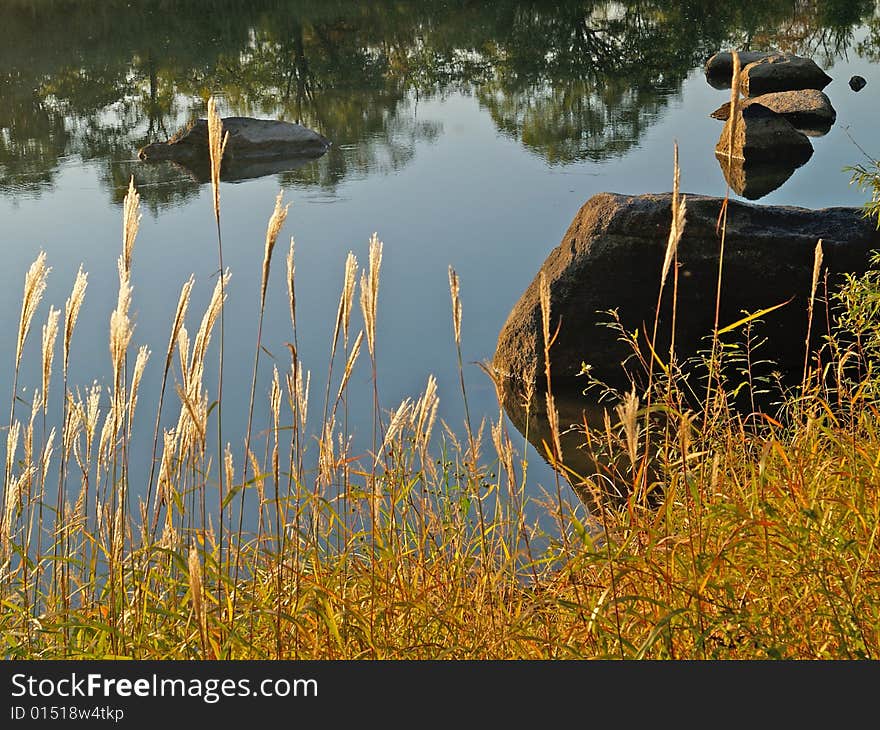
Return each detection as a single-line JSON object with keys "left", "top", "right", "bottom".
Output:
{"left": 1, "top": 0, "right": 880, "bottom": 524}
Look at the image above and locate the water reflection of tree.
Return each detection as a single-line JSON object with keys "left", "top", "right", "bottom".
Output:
{"left": 0, "top": 0, "right": 877, "bottom": 207}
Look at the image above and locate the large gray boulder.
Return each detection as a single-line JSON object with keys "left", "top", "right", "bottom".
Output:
{"left": 715, "top": 103, "right": 813, "bottom": 164}
{"left": 740, "top": 53, "right": 832, "bottom": 96}
{"left": 493, "top": 193, "right": 880, "bottom": 391}
{"left": 710, "top": 89, "right": 836, "bottom": 136}
{"left": 139, "top": 117, "right": 330, "bottom": 163}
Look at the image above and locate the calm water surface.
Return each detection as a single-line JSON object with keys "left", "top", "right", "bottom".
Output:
{"left": 2, "top": 0, "right": 879, "bottom": 522}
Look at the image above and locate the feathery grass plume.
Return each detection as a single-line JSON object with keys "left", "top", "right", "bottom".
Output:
{"left": 804, "top": 240, "right": 825, "bottom": 384}
{"left": 544, "top": 391, "right": 563, "bottom": 463}
{"left": 191, "top": 270, "right": 230, "bottom": 373}
{"left": 539, "top": 272, "right": 552, "bottom": 372}
{"left": 286, "top": 239, "right": 297, "bottom": 331}
{"left": 111, "top": 488, "right": 124, "bottom": 569}
{"left": 3, "top": 468, "right": 32, "bottom": 556}
{"left": 413, "top": 374, "right": 439, "bottom": 460}
{"left": 810, "top": 239, "right": 824, "bottom": 304}
{"left": 661, "top": 142, "right": 687, "bottom": 289}
{"left": 449, "top": 266, "right": 462, "bottom": 348}
{"left": 63, "top": 267, "right": 88, "bottom": 375}
{"left": 333, "top": 330, "right": 364, "bottom": 409}
{"left": 146, "top": 275, "right": 193, "bottom": 508}
{"left": 359, "top": 234, "right": 383, "bottom": 356}
{"left": 109, "top": 262, "right": 133, "bottom": 440}
{"left": 188, "top": 544, "right": 207, "bottom": 647}
{"left": 15, "top": 251, "right": 50, "bottom": 367}
{"left": 207, "top": 97, "right": 229, "bottom": 223}
{"left": 127, "top": 346, "right": 151, "bottom": 427}
{"left": 616, "top": 387, "right": 640, "bottom": 469}
{"left": 5, "top": 420, "right": 21, "bottom": 492}
{"left": 122, "top": 176, "right": 141, "bottom": 274}
{"left": 40, "top": 427, "right": 56, "bottom": 487}
{"left": 381, "top": 398, "right": 413, "bottom": 461}
{"left": 726, "top": 50, "right": 742, "bottom": 161}
{"left": 224, "top": 444, "right": 234, "bottom": 509}
{"left": 331, "top": 252, "right": 358, "bottom": 351}
{"left": 261, "top": 191, "right": 290, "bottom": 310}
{"left": 39, "top": 307, "right": 60, "bottom": 415}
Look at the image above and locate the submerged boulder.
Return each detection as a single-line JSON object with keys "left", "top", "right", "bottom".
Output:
{"left": 710, "top": 89, "right": 836, "bottom": 136}
{"left": 493, "top": 193, "right": 880, "bottom": 390}
{"left": 715, "top": 103, "right": 813, "bottom": 164}
{"left": 740, "top": 53, "right": 832, "bottom": 96}
{"left": 139, "top": 117, "right": 330, "bottom": 164}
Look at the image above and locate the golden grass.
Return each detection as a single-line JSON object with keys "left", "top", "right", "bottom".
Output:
{"left": 0, "top": 135, "right": 879, "bottom": 660}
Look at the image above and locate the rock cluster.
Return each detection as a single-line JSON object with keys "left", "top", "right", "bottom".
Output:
{"left": 705, "top": 50, "right": 841, "bottom": 199}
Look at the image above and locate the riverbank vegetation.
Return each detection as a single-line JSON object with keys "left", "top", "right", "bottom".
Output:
{"left": 2, "top": 98, "right": 880, "bottom": 658}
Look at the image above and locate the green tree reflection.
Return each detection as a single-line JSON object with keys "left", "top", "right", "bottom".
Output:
{"left": 0, "top": 0, "right": 875, "bottom": 209}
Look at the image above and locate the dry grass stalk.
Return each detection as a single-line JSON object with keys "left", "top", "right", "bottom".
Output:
{"left": 188, "top": 544, "right": 207, "bottom": 645}
{"left": 333, "top": 252, "right": 358, "bottom": 350}
{"left": 16, "top": 251, "right": 50, "bottom": 367}
{"left": 360, "top": 234, "right": 383, "bottom": 356}
{"left": 41, "top": 307, "right": 60, "bottom": 415}
{"left": 122, "top": 176, "right": 141, "bottom": 274}
{"left": 333, "top": 330, "right": 363, "bottom": 409}
{"left": 726, "top": 50, "right": 742, "bottom": 161}
{"left": 191, "top": 270, "right": 230, "bottom": 373}
{"left": 128, "top": 346, "right": 151, "bottom": 427}
{"left": 615, "top": 387, "right": 641, "bottom": 469}
{"left": 63, "top": 267, "right": 88, "bottom": 375}
{"left": 261, "top": 191, "right": 290, "bottom": 310}
{"left": 286, "top": 239, "right": 297, "bottom": 333}
{"left": 661, "top": 142, "right": 687, "bottom": 289}
{"left": 449, "top": 266, "right": 462, "bottom": 348}
{"left": 207, "top": 97, "right": 229, "bottom": 223}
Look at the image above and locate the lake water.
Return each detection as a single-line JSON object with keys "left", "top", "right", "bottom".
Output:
{"left": 2, "top": 0, "right": 879, "bottom": 524}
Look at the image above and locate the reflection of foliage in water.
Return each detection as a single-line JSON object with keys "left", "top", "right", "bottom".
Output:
{"left": 0, "top": 0, "right": 877, "bottom": 206}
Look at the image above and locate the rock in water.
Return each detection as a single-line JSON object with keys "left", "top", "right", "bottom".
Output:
{"left": 710, "top": 89, "right": 836, "bottom": 136}
{"left": 850, "top": 75, "right": 867, "bottom": 92}
{"left": 492, "top": 193, "right": 880, "bottom": 390}
{"left": 715, "top": 103, "right": 813, "bottom": 164}
{"left": 139, "top": 117, "right": 330, "bottom": 163}
{"left": 740, "top": 53, "right": 832, "bottom": 96}
{"left": 704, "top": 50, "right": 778, "bottom": 88}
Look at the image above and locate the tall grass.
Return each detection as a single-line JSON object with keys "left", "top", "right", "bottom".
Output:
{"left": 1, "top": 99, "right": 880, "bottom": 658}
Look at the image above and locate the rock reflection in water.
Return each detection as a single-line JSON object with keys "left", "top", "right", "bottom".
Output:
{"left": 496, "top": 377, "right": 656, "bottom": 512}
{"left": 715, "top": 149, "right": 812, "bottom": 200}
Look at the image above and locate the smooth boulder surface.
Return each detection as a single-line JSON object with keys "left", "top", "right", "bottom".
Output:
{"left": 139, "top": 117, "right": 330, "bottom": 163}
{"left": 715, "top": 103, "right": 813, "bottom": 164}
{"left": 710, "top": 89, "right": 836, "bottom": 136}
{"left": 740, "top": 53, "right": 832, "bottom": 96}
{"left": 704, "top": 50, "right": 777, "bottom": 88}
{"left": 493, "top": 193, "right": 880, "bottom": 390}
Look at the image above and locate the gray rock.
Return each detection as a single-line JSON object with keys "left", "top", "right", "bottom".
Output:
{"left": 850, "top": 75, "right": 867, "bottom": 92}
{"left": 492, "top": 193, "right": 880, "bottom": 390}
{"left": 715, "top": 103, "right": 813, "bottom": 164}
{"left": 740, "top": 53, "right": 832, "bottom": 96}
{"left": 710, "top": 89, "right": 836, "bottom": 136}
{"left": 704, "top": 50, "right": 778, "bottom": 88}
{"left": 139, "top": 117, "right": 330, "bottom": 164}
